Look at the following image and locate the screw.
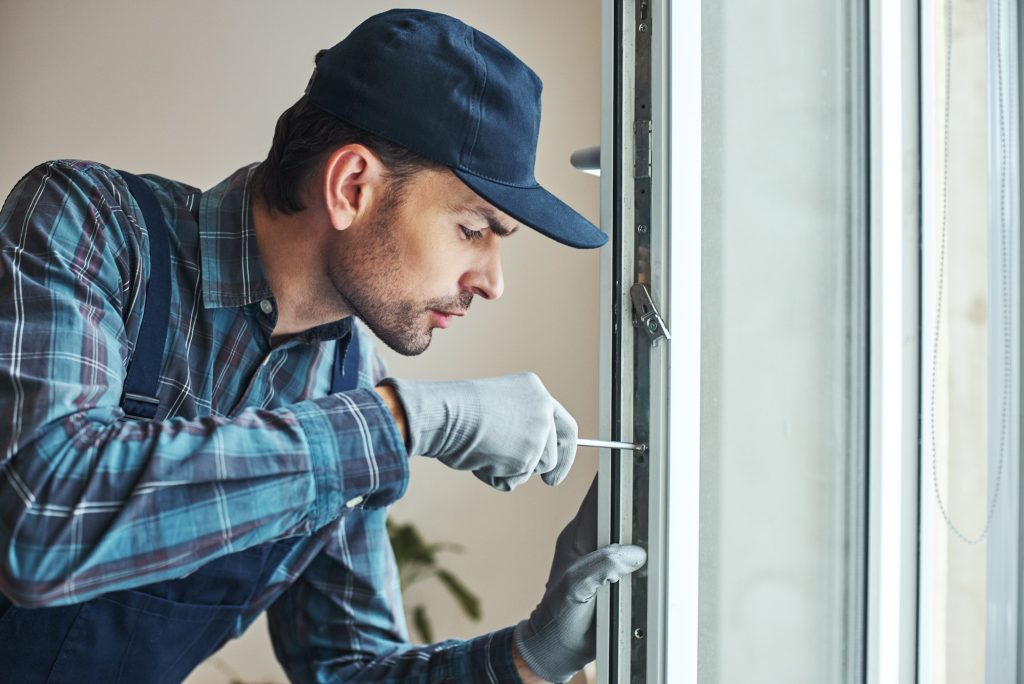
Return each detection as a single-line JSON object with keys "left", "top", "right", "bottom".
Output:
{"left": 646, "top": 318, "right": 660, "bottom": 332}
{"left": 638, "top": 23, "right": 648, "bottom": 33}
{"left": 637, "top": 224, "right": 648, "bottom": 233}
{"left": 634, "top": 628, "right": 645, "bottom": 639}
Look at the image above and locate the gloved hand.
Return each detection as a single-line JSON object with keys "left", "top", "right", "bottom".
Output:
{"left": 379, "top": 373, "right": 577, "bottom": 491}
{"left": 513, "top": 477, "right": 647, "bottom": 683}
{"left": 546, "top": 475, "right": 598, "bottom": 588}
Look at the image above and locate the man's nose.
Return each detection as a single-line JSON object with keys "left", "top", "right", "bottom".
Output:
{"left": 461, "top": 247, "right": 504, "bottom": 301}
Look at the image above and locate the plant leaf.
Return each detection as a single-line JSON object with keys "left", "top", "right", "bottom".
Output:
{"left": 412, "top": 604, "right": 433, "bottom": 643}
{"left": 426, "top": 542, "right": 464, "bottom": 555}
{"left": 389, "top": 521, "right": 441, "bottom": 566}
{"left": 436, "top": 569, "right": 482, "bottom": 620}
{"left": 388, "top": 519, "right": 483, "bottom": 639}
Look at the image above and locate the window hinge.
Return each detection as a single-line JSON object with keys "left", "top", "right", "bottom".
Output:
{"left": 630, "top": 283, "right": 671, "bottom": 346}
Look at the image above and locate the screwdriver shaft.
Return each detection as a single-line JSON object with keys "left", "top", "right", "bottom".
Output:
{"left": 577, "top": 437, "right": 646, "bottom": 451}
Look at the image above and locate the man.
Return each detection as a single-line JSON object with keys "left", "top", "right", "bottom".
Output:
{"left": 0, "top": 9, "right": 644, "bottom": 683}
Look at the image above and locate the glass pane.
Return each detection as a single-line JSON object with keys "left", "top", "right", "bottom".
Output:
{"left": 697, "top": 2, "right": 866, "bottom": 682}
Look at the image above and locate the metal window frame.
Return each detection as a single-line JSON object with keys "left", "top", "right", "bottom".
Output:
{"left": 985, "top": 0, "right": 1023, "bottom": 681}
{"left": 596, "top": 0, "right": 639, "bottom": 680}
{"left": 597, "top": 0, "right": 682, "bottom": 682}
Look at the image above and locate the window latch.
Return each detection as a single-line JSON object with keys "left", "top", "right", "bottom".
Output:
{"left": 630, "top": 283, "right": 671, "bottom": 347}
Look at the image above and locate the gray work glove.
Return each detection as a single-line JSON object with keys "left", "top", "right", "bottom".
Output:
{"left": 547, "top": 475, "right": 599, "bottom": 586}
{"left": 513, "top": 477, "right": 647, "bottom": 683}
{"left": 380, "top": 373, "right": 577, "bottom": 491}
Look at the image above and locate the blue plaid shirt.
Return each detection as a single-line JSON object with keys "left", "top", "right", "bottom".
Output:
{"left": 0, "top": 160, "right": 521, "bottom": 683}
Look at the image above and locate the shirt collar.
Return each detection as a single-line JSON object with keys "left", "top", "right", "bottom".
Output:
{"left": 198, "top": 164, "right": 274, "bottom": 309}
{"left": 197, "top": 164, "right": 356, "bottom": 345}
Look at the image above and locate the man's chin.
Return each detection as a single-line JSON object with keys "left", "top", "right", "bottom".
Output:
{"left": 373, "top": 327, "right": 433, "bottom": 357}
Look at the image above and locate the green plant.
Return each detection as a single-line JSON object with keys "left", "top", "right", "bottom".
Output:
{"left": 386, "top": 519, "right": 482, "bottom": 643}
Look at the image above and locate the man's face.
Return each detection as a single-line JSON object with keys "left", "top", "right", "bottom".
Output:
{"left": 328, "top": 168, "right": 517, "bottom": 355}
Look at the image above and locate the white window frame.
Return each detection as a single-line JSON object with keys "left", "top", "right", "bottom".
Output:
{"left": 866, "top": 0, "right": 923, "bottom": 682}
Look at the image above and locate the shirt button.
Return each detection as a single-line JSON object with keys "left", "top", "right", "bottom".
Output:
{"left": 345, "top": 495, "right": 364, "bottom": 509}
{"left": 259, "top": 299, "right": 273, "bottom": 315}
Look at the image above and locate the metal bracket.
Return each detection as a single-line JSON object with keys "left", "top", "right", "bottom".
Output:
{"left": 634, "top": 120, "right": 652, "bottom": 178}
{"left": 630, "top": 283, "right": 671, "bottom": 347}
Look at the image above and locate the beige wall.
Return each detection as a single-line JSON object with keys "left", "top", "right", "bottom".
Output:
{"left": 928, "top": 0, "right": 988, "bottom": 682}
{"left": 0, "top": 2, "right": 601, "bottom": 682}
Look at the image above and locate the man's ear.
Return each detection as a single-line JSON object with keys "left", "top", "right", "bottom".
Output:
{"left": 322, "top": 144, "right": 387, "bottom": 231}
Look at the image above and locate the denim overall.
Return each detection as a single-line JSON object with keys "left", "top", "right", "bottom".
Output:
{"left": 0, "top": 171, "right": 361, "bottom": 683}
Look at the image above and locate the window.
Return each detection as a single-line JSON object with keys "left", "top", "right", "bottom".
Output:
{"left": 597, "top": 1, "right": 1023, "bottom": 681}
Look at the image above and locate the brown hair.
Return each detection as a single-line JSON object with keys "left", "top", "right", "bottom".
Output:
{"left": 252, "top": 95, "right": 440, "bottom": 215}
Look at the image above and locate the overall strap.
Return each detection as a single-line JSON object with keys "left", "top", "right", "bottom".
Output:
{"left": 116, "top": 169, "right": 358, "bottom": 414}
{"left": 116, "top": 170, "right": 172, "bottom": 420}
{"left": 330, "top": 318, "right": 362, "bottom": 394}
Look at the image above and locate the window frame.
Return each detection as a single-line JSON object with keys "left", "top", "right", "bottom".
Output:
{"left": 595, "top": 1, "right": 925, "bottom": 682}
{"left": 983, "top": 0, "right": 1023, "bottom": 680}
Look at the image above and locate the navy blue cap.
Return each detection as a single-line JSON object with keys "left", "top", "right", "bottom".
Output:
{"left": 305, "top": 9, "right": 607, "bottom": 249}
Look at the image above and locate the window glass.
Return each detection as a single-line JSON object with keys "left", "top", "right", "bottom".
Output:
{"left": 698, "top": 2, "right": 867, "bottom": 681}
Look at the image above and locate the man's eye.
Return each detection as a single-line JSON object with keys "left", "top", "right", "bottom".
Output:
{"left": 460, "top": 225, "right": 485, "bottom": 241}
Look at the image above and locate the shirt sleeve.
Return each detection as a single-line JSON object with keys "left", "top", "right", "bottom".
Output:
{"left": 0, "top": 161, "right": 408, "bottom": 608}
{"left": 266, "top": 505, "right": 524, "bottom": 684}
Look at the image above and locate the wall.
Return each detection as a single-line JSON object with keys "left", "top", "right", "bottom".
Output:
{"left": 928, "top": 0, "right": 989, "bottom": 682}
{"left": 0, "top": 2, "right": 601, "bottom": 682}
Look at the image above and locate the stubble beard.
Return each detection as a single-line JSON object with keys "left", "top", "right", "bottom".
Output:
{"left": 327, "top": 201, "right": 472, "bottom": 356}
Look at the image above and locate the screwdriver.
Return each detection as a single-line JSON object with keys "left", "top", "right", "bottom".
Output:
{"left": 577, "top": 438, "right": 647, "bottom": 452}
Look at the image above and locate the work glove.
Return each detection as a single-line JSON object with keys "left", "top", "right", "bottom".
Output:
{"left": 547, "top": 475, "right": 599, "bottom": 585}
{"left": 513, "top": 477, "right": 647, "bottom": 683}
{"left": 380, "top": 373, "right": 577, "bottom": 491}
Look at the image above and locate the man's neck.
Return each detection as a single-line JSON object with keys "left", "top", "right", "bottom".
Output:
{"left": 251, "top": 195, "right": 352, "bottom": 340}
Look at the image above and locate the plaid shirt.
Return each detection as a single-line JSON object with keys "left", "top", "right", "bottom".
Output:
{"left": 0, "top": 160, "right": 521, "bottom": 683}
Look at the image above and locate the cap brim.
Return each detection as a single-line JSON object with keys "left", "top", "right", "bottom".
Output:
{"left": 453, "top": 169, "right": 608, "bottom": 249}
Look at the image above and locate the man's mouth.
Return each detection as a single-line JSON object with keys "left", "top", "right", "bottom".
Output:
{"left": 428, "top": 309, "right": 464, "bottom": 329}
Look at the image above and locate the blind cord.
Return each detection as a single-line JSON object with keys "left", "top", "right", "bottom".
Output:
{"left": 929, "top": 0, "right": 1011, "bottom": 545}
